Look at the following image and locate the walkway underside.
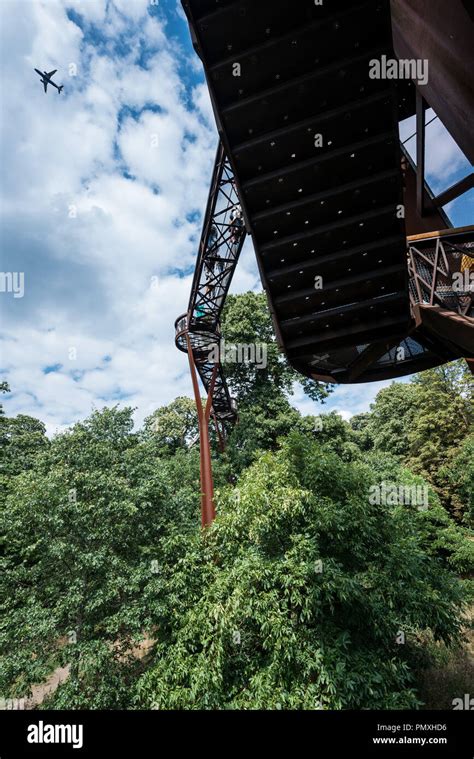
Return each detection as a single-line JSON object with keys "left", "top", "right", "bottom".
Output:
{"left": 181, "top": 0, "right": 473, "bottom": 384}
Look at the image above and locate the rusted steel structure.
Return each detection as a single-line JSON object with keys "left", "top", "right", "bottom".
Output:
{"left": 408, "top": 226, "right": 474, "bottom": 359}
{"left": 175, "top": 142, "right": 246, "bottom": 524}
{"left": 391, "top": 0, "right": 474, "bottom": 167}
{"left": 176, "top": 0, "right": 474, "bottom": 525}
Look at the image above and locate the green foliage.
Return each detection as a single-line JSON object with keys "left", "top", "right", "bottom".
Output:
{"left": 0, "top": 381, "right": 10, "bottom": 415}
{"left": 439, "top": 434, "right": 474, "bottom": 524}
{"left": 365, "top": 382, "right": 417, "bottom": 457}
{"left": 363, "top": 362, "right": 474, "bottom": 519}
{"left": 142, "top": 397, "right": 198, "bottom": 454}
{"left": 135, "top": 435, "right": 465, "bottom": 710}
{"left": 364, "top": 452, "right": 474, "bottom": 577}
{"left": 221, "top": 292, "right": 332, "bottom": 406}
{"left": 0, "top": 407, "right": 199, "bottom": 706}
{"left": 226, "top": 394, "right": 304, "bottom": 472}
{"left": 0, "top": 409, "right": 49, "bottom": 506}
{"left": 308, "top": 411, "right": 363, "bottom": 462}
{"left": 407, "top": 364, "right": 473, "bottom": 493}
{"left": 350, "top": 412, "right": 374, "bottom": 451}
{"left": 0, "top": 303, "right": 472, "bottom": 712}
{"left": 0, "top": 413, "right": 48, "bottom": 477}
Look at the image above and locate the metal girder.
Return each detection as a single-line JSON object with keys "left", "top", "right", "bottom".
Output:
{"left": 175, "top": 140, "right": 247, "bottom": 526}
{"left": 433, "top": 173, "right": 474, "bottom": 208}
{"left": 175, "top": 141, "right": 247, "bottom": 426}
{"left": 275, "top": 264, "right": 406, "bottom": 308}
{"left": 242, "top": 131, "right": 395, "bottom": 193}
{"left": 280, "top": 293, "right": 406, "bottom": 332}
{"left": 252, "top": 168, "right": 399, "bottom": 224}
{"left": 408, "top": 227, "right": 474, "bottom": 318}
{"left": 391, "top": 0, "right": 474, "bottom": 165}
{"left": 233, "top": 90, "right": 392, "bottom": 155}
{"left": 266, "top": 235, "right": 403, "bottom": 280}
{"left": 220, "top": 46, "right": 387, "bottom": 118}
{"left": 416, "top": 91, "right": 427, "bottom": 218}
{"left": 179, "top": 0, "right": 473, "bottom": 396}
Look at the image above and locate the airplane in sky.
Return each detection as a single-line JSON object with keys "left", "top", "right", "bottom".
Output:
{"left": 34, "top": 68, "right": 63, "bottom": 94}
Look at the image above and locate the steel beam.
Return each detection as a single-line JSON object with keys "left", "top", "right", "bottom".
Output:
{"left": 186, "top": 331, "right": 216, "bottom": 528}
{"left": 416, "top": 91, "right": 426, "bottom": 218}
{"left": 433, "top": 173, "right": 474, "bottom": 208}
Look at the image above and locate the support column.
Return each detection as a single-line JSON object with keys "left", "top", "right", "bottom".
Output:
{"left": 186, "top": 331, "right": 217, "bottom": 528}
{"left": 416, "top": 91, "right": 427, "bottom": 218}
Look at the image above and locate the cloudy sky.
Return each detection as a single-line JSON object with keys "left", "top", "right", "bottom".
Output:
{"left": 1, "top": 0, "right": 472, "bottom": 435}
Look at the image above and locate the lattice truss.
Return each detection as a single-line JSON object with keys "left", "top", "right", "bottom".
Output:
{"left": 408, "top": 237, "right": 474, "bottom": 317}
{"left": 175, "top": 142, "right": 247, "bottom": 423}
{"left": 189, "top": 147, "right": 246, "bottom": 330}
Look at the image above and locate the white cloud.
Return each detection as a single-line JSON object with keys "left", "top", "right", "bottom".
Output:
{"left": 0, "top": 0, "right": 216, "bottom": 432}
{"left": 1, "top": 1, "right": 471, "bottom": 437}
{"left": 62, "top": 0, "right": 108, "bottom": 23}
{"left": 112, "top": 0, "right": 151, "bottom": 22}
{"left": 290, "top": 378, "right": 406, "bottom": 421}
{"left": 399, "top": 109, "right": 471, "bottom": 192}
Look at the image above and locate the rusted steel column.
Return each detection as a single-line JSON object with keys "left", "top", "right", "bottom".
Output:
{"left": 186, "top": 331, "right": 217, "bottom": 528}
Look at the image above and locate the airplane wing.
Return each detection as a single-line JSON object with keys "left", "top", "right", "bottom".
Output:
{"left": 46, "top": 69, "right": 57, "bottom": 77}
{"left": 43, "top": 81, "right": 48, "bottom": 93}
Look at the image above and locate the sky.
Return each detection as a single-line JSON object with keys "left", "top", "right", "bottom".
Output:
{"left": 0, "top": 0, "right": 472, "bottom": 435}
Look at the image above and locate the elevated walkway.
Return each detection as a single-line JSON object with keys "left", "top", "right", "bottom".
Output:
{"left": 175, "top": 142, "right": 246, "bottom": 424}
{"left": 182, "top": 0, "right": 413, "bottom": 382}
{"left": 181, "top": 0, "right": 473, "bottom": 384}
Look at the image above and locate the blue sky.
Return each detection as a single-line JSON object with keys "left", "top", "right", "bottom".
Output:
{"left": 0, "top": 0, "right": 472, "bottom": 434}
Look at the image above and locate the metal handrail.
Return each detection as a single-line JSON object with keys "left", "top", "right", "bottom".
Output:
{"left": 408, "top": 226, "right": 474, "bottom": 317}
{"left": 175, "top": 141, "right": 247, "bottom": 424}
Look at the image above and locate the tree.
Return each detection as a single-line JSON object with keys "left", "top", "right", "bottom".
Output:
{"left": 308, "top": 411, "right": 362, "bottom": 461}
{"left": 1, "top": 316, "right": 471, "bottom": 712}
{"left": 226, "top": 393, "right": 306, "bottom": 472}
{"left": 220, "top": 292, "right": 333, "bottom": 471}
{"left": 365, "top": 381, "right": 417, "bottom": 458}
{"left": 363, "top": 450, "right": 474, "bottom": 577}
{"left": 135, "top": 434, "right": 465, "bottom": 710}
{"left": 0, "top": 414, "right": 48, "bottom": 477}
{"left": 0, "top": 406, "right": 200, "bottom": 708}
{"left": 0, "top": 381, "right": 10, "bottom": 415}
{"left": 406, "top": 364, "right": 473, "bottom": 501}
{"left": 0, "top": 386, "right": 49, "bottom": 505}
{"left": 349, "top": 412, "right": 373, "bottom": 452}
{"left": 221, "top": 292, "right": 332, "bottom": 406}
{"left": 438, "top": 434, "right": 474, "bottom": 524}
{"left": 363, "top": 362, "right": 473, "bottom": 518}
{"left": 142, "top": 397, "right": 198, "bottom": 453}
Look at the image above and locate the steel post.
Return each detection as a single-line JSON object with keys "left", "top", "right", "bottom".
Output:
{"left": 186, "top": 330, "right": 217, "bottom": 527}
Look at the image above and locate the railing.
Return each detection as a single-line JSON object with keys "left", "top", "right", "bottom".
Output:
{"left": 175, "top": 313, "right": 237, "bottom": 422}
{"left": 176, "top": 141, "right": 473, "bottom": 431}
{"left": 408, "top": 225, "right": 474, "bottom": 318}
{"left": 175, "top": 141, "right": 247, "bottom": 425}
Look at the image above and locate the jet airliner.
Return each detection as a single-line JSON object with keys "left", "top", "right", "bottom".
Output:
{"left": 34, "top": 68, "right": 63, "bottom": 94}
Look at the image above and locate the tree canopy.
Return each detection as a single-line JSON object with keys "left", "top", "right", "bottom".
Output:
{"left": 0, "top": 293, "right": 472, "bottom": 710}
